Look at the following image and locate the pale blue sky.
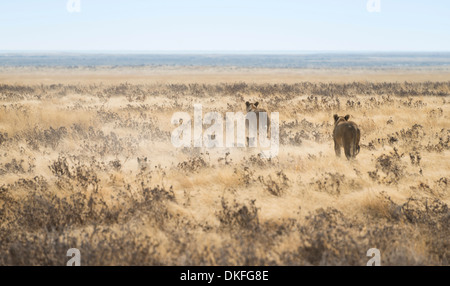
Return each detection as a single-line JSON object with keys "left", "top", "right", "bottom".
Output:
{"left": 0, "top": 0, "right": 449, "bottom": 51}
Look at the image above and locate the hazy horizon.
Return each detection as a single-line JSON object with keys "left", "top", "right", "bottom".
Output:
{"left": 2, "top": 50, "right": 450, "bottom": 54}
{"left": 1, "top": 52, "right": 450, "bottom": 69}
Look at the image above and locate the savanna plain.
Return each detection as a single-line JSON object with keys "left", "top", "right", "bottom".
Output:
{"left": 0, "top": 67, "right": 449, "bottom": 265}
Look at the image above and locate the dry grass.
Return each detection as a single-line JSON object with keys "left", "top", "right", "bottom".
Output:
{"left": 0, "top": 74, "right": 449, "bottom": 265}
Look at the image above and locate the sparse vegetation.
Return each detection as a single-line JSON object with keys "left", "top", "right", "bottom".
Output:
{"left": 0, "top": 77, "right": 449, "bottom": 265}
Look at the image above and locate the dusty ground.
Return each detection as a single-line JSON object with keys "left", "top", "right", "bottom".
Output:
{"left": 0, "top": 67, "right": 449, "bottom": 265}
{"left": 2, "top": 66, "right": 450, "bottom": 84}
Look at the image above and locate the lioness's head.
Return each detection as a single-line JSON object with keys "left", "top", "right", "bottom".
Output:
{"left": 333, "top": 114, "right": 350, "bottom": 125}
{"left": 246, "top": 101, "right": 260, "bottom": 112}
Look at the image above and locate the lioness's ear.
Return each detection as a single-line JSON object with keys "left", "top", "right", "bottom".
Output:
{"left": 255, "top": 102, "right": 259, "bottom": 107}
{"left": 333, "top": 114, "right": 338, "bottom": 122}
{"left": 344, "top": 115, "right": 350, "bottom": 121}
{"left": 246, "top": 101, "right": 250, "bottom": 107}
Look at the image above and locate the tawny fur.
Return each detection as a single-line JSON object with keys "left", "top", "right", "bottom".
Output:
{"left": 245, "top": 101, "right": 270, "bottom": 145}
{"left": 333, "top": 114, "right": 361, "bottom": 160}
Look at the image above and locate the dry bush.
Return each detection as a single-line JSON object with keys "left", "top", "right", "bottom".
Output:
{"left": 0, "top": 80, "right": 449, "bottom": 265}
{"left": 216, "top": 197, "right": 260, "bottom": 231}
{"left": 368, "top": 148, "right": 406, "bottom": 185}
{"left": 258, "top": 171, "right": 290, "bottom": 196}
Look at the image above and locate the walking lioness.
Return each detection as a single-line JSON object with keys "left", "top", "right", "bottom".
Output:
{"left": 245, "top": 101, "right": 270, "bottom": 146}
{"left": 333, "top": 114, "right": 360, "bottom": 160}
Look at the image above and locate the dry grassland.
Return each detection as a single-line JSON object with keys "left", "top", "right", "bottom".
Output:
{"left": 0, "top": 68, "right": 449, "bottom": 265}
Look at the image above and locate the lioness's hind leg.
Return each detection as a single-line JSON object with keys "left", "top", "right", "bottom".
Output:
{"left": 344, "top": 143, "right": 352, "bottom": 160}
{"left": 355, "top": 128, "right": 361, "bottom": 156}
{"left": 334, "top": 140, "right": 341, "bottom": 157}
{"left": 247, "top": 136, "right": 256, "bottom": 147}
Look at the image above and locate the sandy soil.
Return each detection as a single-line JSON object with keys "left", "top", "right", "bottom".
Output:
{"left": 1, "top": 66, "right": 450, "bottom": 84}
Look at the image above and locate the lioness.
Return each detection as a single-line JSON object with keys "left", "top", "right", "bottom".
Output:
{"left": 245, "top": 101, "right": 270, "bottom": 146}
{"left": 333, "top": 114, "right": 360, "bottom": 160}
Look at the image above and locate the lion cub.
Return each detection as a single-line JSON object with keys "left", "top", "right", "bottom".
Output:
{"left": 333, "top": 114, "right": 360, "bottom": 160}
